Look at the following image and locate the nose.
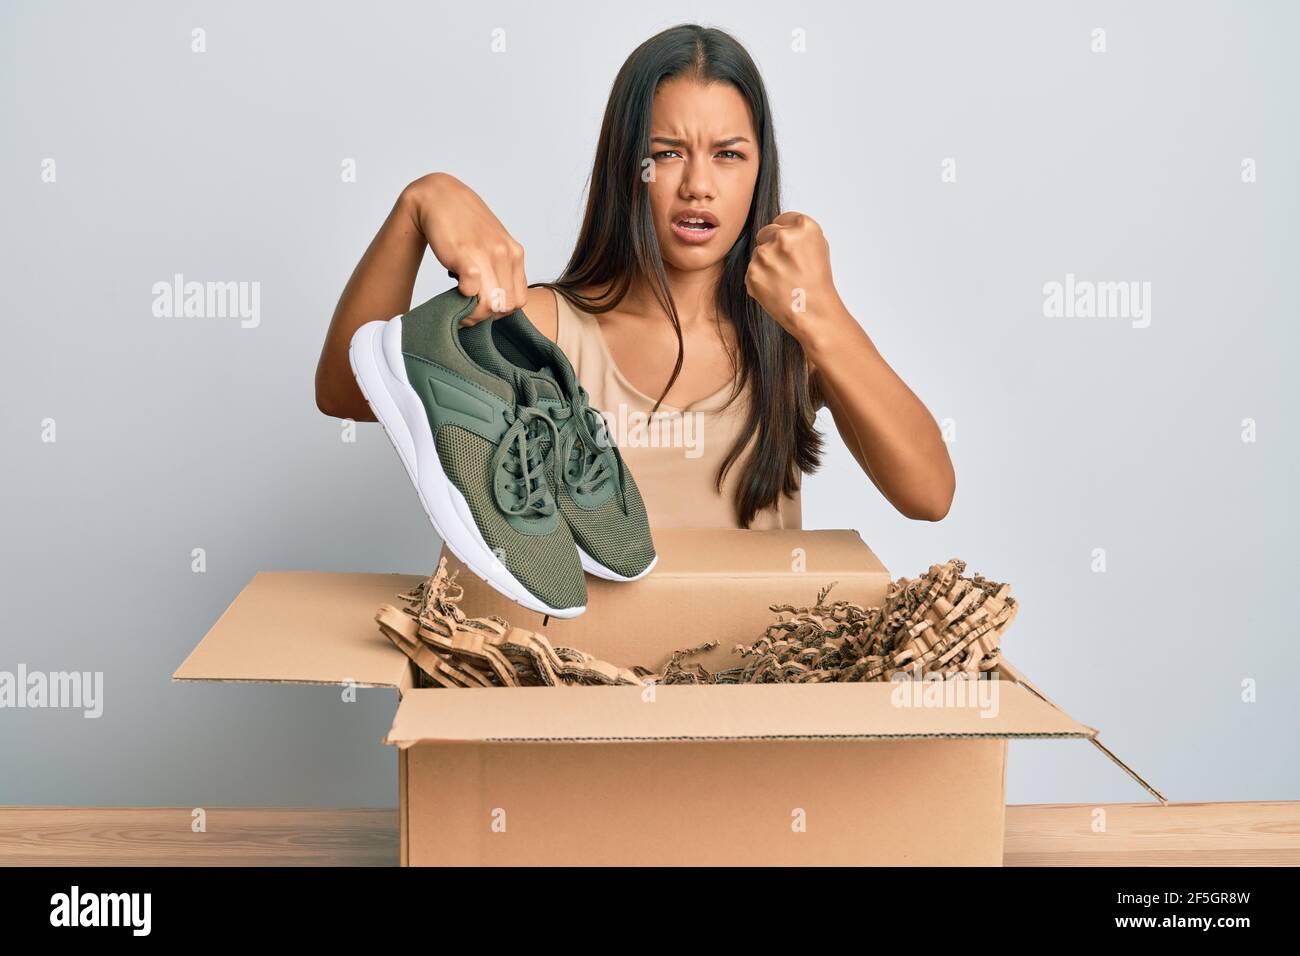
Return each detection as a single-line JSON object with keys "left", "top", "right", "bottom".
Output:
{"left": 679, "top": 152, "right": 716, "bottom": 201}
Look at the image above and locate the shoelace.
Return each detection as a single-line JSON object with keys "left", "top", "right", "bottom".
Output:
{"left": 553, "top": 386, "right": 615, "bottom": 497}
{"left": 491, "top": 404, "right": 562, "bottom": 518}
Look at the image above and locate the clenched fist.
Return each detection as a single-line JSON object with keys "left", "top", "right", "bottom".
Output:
{"left": 743, "top": 211, "right": 845, "bottom": 341}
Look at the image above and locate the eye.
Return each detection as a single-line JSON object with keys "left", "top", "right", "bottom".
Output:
{"left": 717, "top": 150, "right": 745, "bottom": 160}
{"left": 653, "top": 149, "right": 681, "bottom": 160}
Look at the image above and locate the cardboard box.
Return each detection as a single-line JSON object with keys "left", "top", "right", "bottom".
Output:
{"left": 437, "top": 528, "right": 894, "bottom": 672}
{"left": 173, "top": 528, "right": 1164, "bottom": 866}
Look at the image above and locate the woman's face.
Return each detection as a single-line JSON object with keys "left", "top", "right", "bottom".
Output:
{"left": 646, "top": 77, "right": 759, "bottom": 274}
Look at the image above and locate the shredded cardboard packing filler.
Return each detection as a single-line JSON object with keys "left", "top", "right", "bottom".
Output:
{"left": 376, "top": 555, "right": 1018, "bottom": 688}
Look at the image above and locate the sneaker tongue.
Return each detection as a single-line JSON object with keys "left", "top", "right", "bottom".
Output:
{"left": 527, "top": 367, "right": 562, "bottom": 402}
{"left": 461, "top": 316, "right": 566, "bottom": 404}
{"left": 496, "top": 310, "right": 582, "bottom": 398}
{"left": 542, "top": 352, "right": 581, "bottom": 398}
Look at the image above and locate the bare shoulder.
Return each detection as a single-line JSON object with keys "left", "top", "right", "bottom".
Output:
{"left": 524, "top": 284, "right": 560, "bottom": 343}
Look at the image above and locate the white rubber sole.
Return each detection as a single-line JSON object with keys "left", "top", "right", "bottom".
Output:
{"left": 578, "top": 548, "right": 658, "bottom": 582}
{"left": 348, "top": 316, "right": 586, "bottom": 619}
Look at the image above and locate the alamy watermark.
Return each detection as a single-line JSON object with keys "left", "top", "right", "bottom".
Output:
{"left": 49, "top": 885, "right": 150, "bottom": 935}
{"left": 599, "top": 403, "right": 705, "bottom": 459}
{"left": 0, "top": 664, "right": 103, "bottom": 718}
{"left": 889, "top": 669, "right": 1001, "bottom": 719}
{"left": 152, "top": 273, "right": 260, "bottom": 328}
{"left": 1042, "top": 273, "right": 1151, "bottom": 328}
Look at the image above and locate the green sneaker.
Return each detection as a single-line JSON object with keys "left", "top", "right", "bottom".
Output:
{"left": 459, "top": 304, "right": 657, "bottom": 581}
{"left": 348, "top": 286, "right": 587, "bottom": 617}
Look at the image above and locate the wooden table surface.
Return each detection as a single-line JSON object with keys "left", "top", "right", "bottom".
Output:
{"left": 0, "top": 802, "right": 1296, "bottom": 865}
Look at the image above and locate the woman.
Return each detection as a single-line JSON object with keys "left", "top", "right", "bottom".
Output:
{"left": 315, "top": 23, "right": 954, "bottom": 530}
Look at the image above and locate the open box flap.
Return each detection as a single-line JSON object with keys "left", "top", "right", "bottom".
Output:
{"left": 996, "top": 658, "right": 1168, "bottom": 805}
{"left": 172, "top": 571, "right": 421, "bottom": 691}
{"left": 383, "top": 676, "right": 1094, "bottom": 748}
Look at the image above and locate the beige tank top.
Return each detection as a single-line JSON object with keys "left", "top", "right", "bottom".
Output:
{"left": 551, "top": 289, "right": 803, "bottom": 530}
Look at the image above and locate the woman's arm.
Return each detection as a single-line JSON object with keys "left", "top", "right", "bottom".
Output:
{"left": 314, "top": 172, "right": 532, "bottom": 420}
{"left": 314, "top": 183, "right": 426, "bottom": 421}
{"left": 745, "top": 212, "right": 956, "bottom": 521}
{"left": 806, "top": 324, "right": 955, "bottom": 521}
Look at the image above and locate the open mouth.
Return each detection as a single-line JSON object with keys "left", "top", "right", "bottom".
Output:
{"left": 670, "top": 211, "right": 719, "bottom": 242}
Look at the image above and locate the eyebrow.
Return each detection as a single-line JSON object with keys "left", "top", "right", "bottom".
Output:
{"left": 651, "top": 136, "right": 751, "bottom": 148}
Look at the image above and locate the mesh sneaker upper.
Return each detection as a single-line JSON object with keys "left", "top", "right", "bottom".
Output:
{"left": 557, "top": 464, "right": 655, "bottom": 578}
{"left": 434, "top": 424, "right": 587, "bottom": 611}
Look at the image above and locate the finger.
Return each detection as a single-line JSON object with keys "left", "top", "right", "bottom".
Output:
{"left": 753, "top": 222, "right": 782, "bottom": 246}
{"left": 483, "top": 277, "right": 512, "bottom": 317}
{"left": 458, "top": 261, "right": 505, "bottom": 324}
{"left": 488, "top": 243, "right": 520, "bottom": 316}
{"left": 509, "top": 240, "right": 528, "bottom": 311}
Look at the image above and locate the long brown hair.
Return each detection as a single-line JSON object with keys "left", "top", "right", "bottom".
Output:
{"left": 539, "top": 23, "right": 823, "bottom": 528}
